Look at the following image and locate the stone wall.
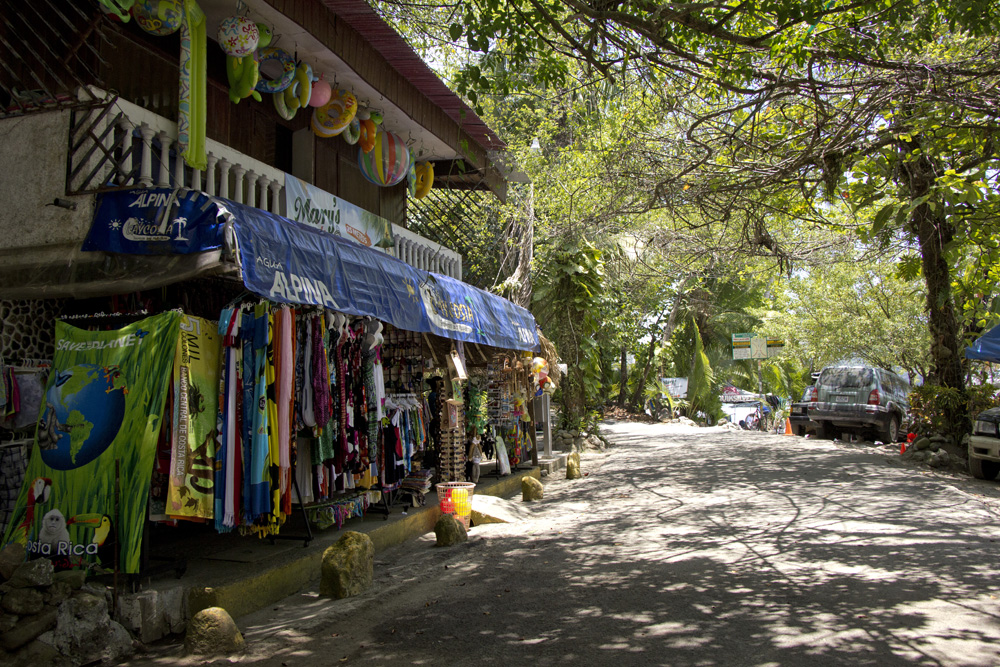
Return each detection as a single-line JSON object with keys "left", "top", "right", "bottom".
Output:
{"left": 0, "top": 545, "right": 134, "bottom": 666}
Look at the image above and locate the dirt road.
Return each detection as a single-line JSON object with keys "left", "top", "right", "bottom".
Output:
{"left": 130, "top": 421, "right": 1000, "bottom": 666}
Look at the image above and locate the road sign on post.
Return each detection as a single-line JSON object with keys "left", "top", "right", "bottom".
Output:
{"left": 733, "top": 333, "right": 785, "bottom": 360}
{"left": 732, "top": 333, "right": 752, "bottom": 360}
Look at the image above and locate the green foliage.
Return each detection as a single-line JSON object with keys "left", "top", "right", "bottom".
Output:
{"left": 760, "top": 248, "right": 931, "bottom": 380}
{"left": 909, "top": 384, "right": 1000, "bottom": 441}
{"left": 533, "top": 240, "right": 605, "bottom": 427}
{"left": 686, "top": 316, "right": 720, "bottom": 420}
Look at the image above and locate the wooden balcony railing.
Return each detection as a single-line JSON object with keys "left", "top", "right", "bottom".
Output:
{"left": 65, "top": 87, "right": 461, "bottom": 279}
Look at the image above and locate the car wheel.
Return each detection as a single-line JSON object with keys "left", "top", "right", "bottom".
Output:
{"left": 880, "top": 415, "right": 899, "bottom": 444}
{"left": 969, "top": 457, "right": 1000, "bottom": 480}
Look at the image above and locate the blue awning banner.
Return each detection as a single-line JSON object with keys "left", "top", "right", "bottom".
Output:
{"left": 83, "top": 188, "right": 227, "bottom": 254}
{"left": 83, "top": 189, "right": 538, "bottom": 350}
{"left": 229, "top": 200, "right": 539, "bottom": 351}
{"left": 967, "top": 324, "right": 1000, "bottom": 362}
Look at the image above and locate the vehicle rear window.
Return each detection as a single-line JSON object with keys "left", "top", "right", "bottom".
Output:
{"left": 819, "top": 367, "right": 873, "bottom": 388}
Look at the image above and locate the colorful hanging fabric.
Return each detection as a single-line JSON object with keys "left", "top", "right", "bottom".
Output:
{"left": 246, "top": 304, "right": 272, "bottom": 525}
{"left": 276, "top": 308, "right": 294, "bottom": 515}
{"left": 167, "top": 315, "right": 220, "bottom": 520}
{"left": 311, "top": 316, "right": 332, "bottom": 428}
{"left": 178, "top": 0, "right": 207, "bottom": 170}
{"left": 257, "top": 308, "right": 283, "bottom": 537}
{"left": 215, "top": 308, "right": 240, "bottom": 532}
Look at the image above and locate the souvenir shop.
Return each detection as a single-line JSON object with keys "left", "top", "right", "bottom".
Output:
{"left": 0, "top": 187, "right": 540, "bottom": 579}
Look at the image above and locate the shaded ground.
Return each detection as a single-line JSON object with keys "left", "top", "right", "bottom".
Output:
{"left": 126, "top": 422, "right": 1000, "bottom": 666}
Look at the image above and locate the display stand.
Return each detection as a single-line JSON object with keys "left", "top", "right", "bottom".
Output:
{"left": 533, "top": 394, "right": 552, "bottom": 457}
{"left": 267, "top": 474, "right": 314, "bottom": 546}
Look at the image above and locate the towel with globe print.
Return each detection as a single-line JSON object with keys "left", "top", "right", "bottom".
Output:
{"left": 2, "top": 313, "right": 180, "bottom": 574}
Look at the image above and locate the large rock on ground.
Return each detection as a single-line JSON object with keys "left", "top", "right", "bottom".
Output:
{"left": 4, "top": 636, "right": 69, "bottom": 667}
{"left": 566, "top": 452, "right": 582, "bottom": 479}
{"left": 522, "top": 476, "right": 544, "bottom": 501}
{"left": 184, "top": 607, "right": 244, "bottom": 656}
{"left": 1, "top": 588, "right": 44, "bottom": 616}
{"left": 6, "top": 559, "right": 53, "bottom": 589}
{"left": 0, "top": 544, "right": 25, "bottom": 581}
{"left": 320, "top": 531, "right": 375, "bottom": 599}
{"left": 434, "top": 514, "right": 467, "bottom": 547}
{"left": 470, "top": 495, "right": 532, "bottom": 526}
{"left": 49, "top": 591, "right": 134, "bottom": 664}
{"left": 0, "top": 607, "right": 57, "bottom": 651}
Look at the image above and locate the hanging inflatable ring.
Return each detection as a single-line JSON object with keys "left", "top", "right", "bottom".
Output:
{"left": 311, "top": 89, "right": 357, "bottom": 138}
{"left": 283, "top": 61, "right": 313, "bottom": 112}
{"left": 273, "top": 90, "right": 296, "bottom": 121}
{"left": 414, "top": 161, "right": 434, "bottom": 198}
{"left": 358, "top": 118, "right": 376, "bottom": 153}
{"left": 342, "top": 116, "right": 361, "bottom": 144}
{"left": 254, "top": 47, "right": 296, "bottom": 94}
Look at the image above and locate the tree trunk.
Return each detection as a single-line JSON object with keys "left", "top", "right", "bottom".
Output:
{"left": 902, "top": 153, "right": 963, "bottom": 392}
{"left": 617, "top": 344, "right": 628, "bottom": 408}
{"left": 901, "top": 148, "right": 968, "bottom": 439}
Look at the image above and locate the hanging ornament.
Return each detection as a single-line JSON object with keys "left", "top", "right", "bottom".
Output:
{"left": 255, "top": 23, "right": 273, "bottom": 49}
{"left": 226, "top": 55, "right": 261, "bottom": 104}
{"left": 358, "top": 131, "right": 410, "bottom": 187}
{"left": 341, "top": 116, "right": 361, "bottom": 145}
{"left": 311, "top": 89, "right": 357, "bottom": 138}
{"left": 406, "top": 151, "right": 417, "bottom": 197}
{"left": 358, "top": 118, "right": 377, "bottom": 153}
{"left": 414, "top": 161, "right": 434, "bottom": 198}
{"left": 217, "top": 15, "right": 259, "bottom": 57}
{"left": 254, "top": 47, "right": 296, "bottom": 94}
{"left": 309, "top": 75, "right": 332, "bottom": 108}
{"left": 132, "top": 0, "right": 183, "bottom": 35}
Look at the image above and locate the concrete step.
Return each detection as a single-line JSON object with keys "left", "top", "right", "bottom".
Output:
{"left": 117, "top": 466, "right": 541, "bottom": 642}
{"left": 537, "top": 453, "right": 569, "bottom": 474}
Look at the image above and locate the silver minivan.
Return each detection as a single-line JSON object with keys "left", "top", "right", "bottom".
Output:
{"left": 806, "top": 365, "right": 910, "bottom": 442}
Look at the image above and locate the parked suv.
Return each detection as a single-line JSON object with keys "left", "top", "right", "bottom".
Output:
{"left": 789, "top": 386, "right": 819, "bottom": 436}
{"left": 807, "top": 365, "right": 910, "bottom": 442}
{"left": 968, "top": 407, "right": 1000, "bottom": 480}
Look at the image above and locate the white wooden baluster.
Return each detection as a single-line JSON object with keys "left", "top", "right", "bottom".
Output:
{"left": 156, "top": 131, "right": 172, "bottom": 187}
{"left": 246, "top": 170, "right": 257, "bottom": 209}
{"left": 191, "top": 163, "right": 202, "bottom": 192}
{"left": 217, "top": 158, "right": 231, "bottom": 199}
{"left": 205, "top": 153, "right": 218, "bottom": 196}
{"left": 269, "top": 180, "right": 282, "bottom": 215}
{"left": 173, "top": 148, "right": 185, "bottom": 189}
{"left": 116, "top": 117, "right": 134, "bottom": 185}
{"left": 138, "top": 123, "right": 155, "bottom": 187}
{"left": 257, "top": 175, "right": 270, "bottom": 211}
{"left": 231, "top": 165, "right": 246, "bottom": 203}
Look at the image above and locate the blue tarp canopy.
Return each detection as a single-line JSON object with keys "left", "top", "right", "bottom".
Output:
{"left": 966, "top": 324, "right": 1000, "bottom": 362}
{"left": 84, "top": 188, "right": 539, "bottom": 351}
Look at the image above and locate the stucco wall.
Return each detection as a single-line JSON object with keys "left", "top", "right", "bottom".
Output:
{"left": 0, "top": 110, "right": 94, "bottom": 251}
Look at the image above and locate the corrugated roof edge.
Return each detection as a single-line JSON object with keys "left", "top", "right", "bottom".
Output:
{"left": 321, "top": 0, "right": 506, "bottom": 153}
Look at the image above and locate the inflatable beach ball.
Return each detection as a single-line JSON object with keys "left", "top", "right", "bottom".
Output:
{"left": 218, "top": 15, "right": 259, "bottom": 57}
{"left": 358, "top": 131, "right": 410, "bottom": 187}
{"left": 132, "top": 0, "right": 183, "bottom": 35}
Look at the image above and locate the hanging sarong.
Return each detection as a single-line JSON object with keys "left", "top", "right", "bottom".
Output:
{"left": 246, "top": 304, "right": 271, "bottom": 524}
